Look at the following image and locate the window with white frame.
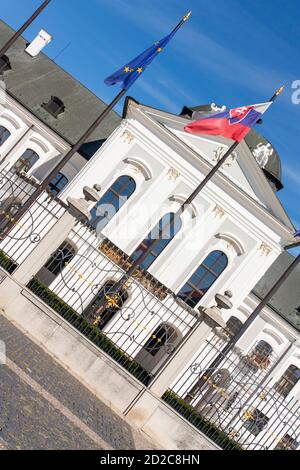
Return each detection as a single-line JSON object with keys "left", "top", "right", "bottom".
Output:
{"left": 177, "top": 250, "right": 228, "bottom": 307}
{"left": 47, "top": 172, "right": 69, "bottom": 196}
{"left": 45, "top": 241, "right": 76, "bottom": 276}
{"left": 0, "top": 125, "right": 11, "bottom": 146}
{"left": 275, "top": 364, "right": 300, "bottom": 398}
{"left": 11, "top": 148, "right": 40, "bottom": 174}
{"left": 89, "top": 175, "right": 136, "bottom": 231}
{"left": 243, "top": 408, "right": 269, "bottom": 436}
{"left": 244, "top": 340, "right": 273, "bottom": 371}
{"left": 225, "top": 316, "right": 243, "bottom": 338}
{"left": 274, "top": 433, "right": 299, "bottom": 450}
{"left": 130, "top": 212, "right": 182, "bottom": 270}
{"left": 83, "top": 280, "right": 129, "bottom": 329}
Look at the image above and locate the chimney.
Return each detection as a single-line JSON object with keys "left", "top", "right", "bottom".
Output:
{"left": 25, "top": 29, "right": 52, "bottom": 57}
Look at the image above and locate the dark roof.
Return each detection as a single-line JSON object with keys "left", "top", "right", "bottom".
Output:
{"left": 0, "top": 20, "right": 121, "bottom": 156}
{"left": 253, "top": 252, "right": 300, "bottom": 332}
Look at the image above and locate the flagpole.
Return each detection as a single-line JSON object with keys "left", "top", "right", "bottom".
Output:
{"left": 0, "top": 11, "right": 192, "bottom": 239}
{"left": 0, "top": 88, "right": 127, "bottom": 238}
{"left": 0, "top": 0, "right": 52, "bottom": 58}
{"left": 171, "top": 11, "right": 192, "bottom": 33}
{"left": 83, "top": 86, "right": 285, "bottom": 320}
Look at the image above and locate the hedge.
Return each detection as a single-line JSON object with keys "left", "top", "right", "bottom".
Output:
{"left": 0, "top": 250, "right": 17, "bottom": 274}
{"left": 27, "top": 277, "right": 152, "bottom": 385}
{"left": 162, "top": 390, "right": 243, "bottom": 450}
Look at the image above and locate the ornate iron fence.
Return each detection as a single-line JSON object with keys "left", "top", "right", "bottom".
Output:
{"left": 0, "top": 167, "right": 66, "bottom": 270}
{"left": 0, "top": 168, "right": 198, "bottom": 385}
{"left": 0, "top": 167, "right": 299, "bottom": 449}
{"left": 26, "top": 223, "right": 198, "bottom": 385}
{"left": 163, "top": 331, "right": 300, "bottom": 450}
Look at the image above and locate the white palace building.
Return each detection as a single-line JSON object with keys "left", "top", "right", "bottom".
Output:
{"left": 0, "top": 19, "right": 299, "bottom": 450}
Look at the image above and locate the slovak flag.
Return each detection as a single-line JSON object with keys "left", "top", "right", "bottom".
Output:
{"left": 184, "top": 102, "right": 272, "bottom": 142}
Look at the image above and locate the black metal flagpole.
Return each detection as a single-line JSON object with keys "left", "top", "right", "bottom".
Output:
{"left": 88, "top": 86, "right": 285, "bottom": 317}
{"left": 0, "top": 0, "right": 52, "bottom": 58}
{"left": 0, "top": 12, "right": 192, "bottom": 239}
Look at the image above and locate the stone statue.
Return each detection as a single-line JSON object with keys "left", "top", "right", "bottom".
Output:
{"left": 211, "top": 103, "right": 227, "bottom": 112}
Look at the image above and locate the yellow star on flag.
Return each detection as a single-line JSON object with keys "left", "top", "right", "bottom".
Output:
{"left": 124, "top": 66, "right": 130, "bottom": 73}
{"left": 157, "top": 47, "right": 162, "bottom": 52}
{"left": 137, "top": 67, "right": 143, "bottom": 73}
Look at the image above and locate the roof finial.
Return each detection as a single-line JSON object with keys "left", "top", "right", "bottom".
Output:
{"left": 183, "top": 11, "right": 192, "bottom": 21}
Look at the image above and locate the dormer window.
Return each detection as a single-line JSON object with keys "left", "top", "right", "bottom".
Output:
{"left": 42, "top": 96, "right": 65, "bottom": 118}
{"left": 0, "top": 55, "right": 11, "bottom": 74}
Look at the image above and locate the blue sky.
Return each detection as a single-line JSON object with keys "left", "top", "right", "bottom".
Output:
{"left": 1, "top": 0, "right": 300, "bottom": 231}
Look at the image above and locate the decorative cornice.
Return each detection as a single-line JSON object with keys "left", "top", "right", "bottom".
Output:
{"left": 122, "top": 157, "right": 152, "bottom": 180}
{"left": 215, "top": 232, "right": 245, "bottom": 256}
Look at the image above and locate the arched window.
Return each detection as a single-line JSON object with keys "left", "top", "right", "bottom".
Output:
{"left": 42, "top": 96, "right": 65, "bottom": 118}
{"left": 0, "top": 125, "right": 11, "bottom": 146}
{"left": 275, "top": 434, "right": 299, "bottom": 450}
{"left": 47, "top": 172, "right": 69, "bottom": 196}
{"left": 35, "top": 240, "right": 76, "bottom": 287}
{"left": 89, "top": 175, "right": 136, "bottom": 231}
{"left": 0, "top": 197, "right": 22, "bottom": 231}
{"left": 194, "top": 369, "right": 231, "bottom": 415}
{"left": 244, "top": 340, "right": 273, "bottom": 371}
{"left": 12, "top": 148, "right": 39, "bottom": 174}
{"left": 226, "top": 316, "right": 243, "bottom": 338}
{"left": 130, "top": 213, "right": 182, "bottom": 270}
{"left": 143, "top": 323, "right": 176, "bottom": 357}
{"left": 84, "top": 280, "right": 128, "bottom": 330}
{"left": 275, "top": 364, "right": 300, "bottom": 398}
{"left": 243, "top": 408, "right": 269, "bottom": 436}
{"left": 135, "top": 322, "right": 182, "bottom": 373}
{"left": 45, "top": 241, "right": 76, "bottom": 276}
{"left": 178, "top": 250, "right": 228, "bottom": 307}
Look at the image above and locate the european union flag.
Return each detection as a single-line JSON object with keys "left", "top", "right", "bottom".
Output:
{"left": 104, "top": 12, "right": 191, "bottom": 91}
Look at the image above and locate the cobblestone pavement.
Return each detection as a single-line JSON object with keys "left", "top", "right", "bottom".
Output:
{"left": 0, "top": 315, "right": 143, "bottom": 450}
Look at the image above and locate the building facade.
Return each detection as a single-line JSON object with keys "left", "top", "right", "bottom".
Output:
{"left": 0, "top": 20, "right": 120, "bottom": 193}
{"left": 0, "top": 20, "right": 299, "bottom": 451}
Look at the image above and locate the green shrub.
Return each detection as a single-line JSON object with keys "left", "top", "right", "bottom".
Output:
{"left": 0, "top": 250, "right": 17, "bottom": 274}
{"left": 27, "top": 277, "right": 152, "bottom": 385}
{"left": 162, "top": 390, "right": 243, "bottom": 450}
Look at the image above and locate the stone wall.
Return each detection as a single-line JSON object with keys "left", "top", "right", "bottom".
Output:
{"left": 0, "top": 268, "right": 219, "bottom": 450}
